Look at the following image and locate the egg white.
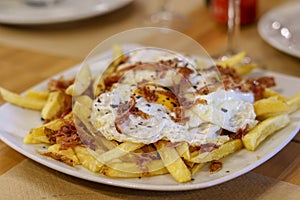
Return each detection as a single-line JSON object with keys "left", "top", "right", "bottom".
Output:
{"left": 90, "top": 52, "right": 257, "bottom": 146}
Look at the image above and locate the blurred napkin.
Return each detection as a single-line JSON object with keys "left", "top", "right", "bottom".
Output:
{"left": 1, "top": 159, "right": 300, "bottom": 200}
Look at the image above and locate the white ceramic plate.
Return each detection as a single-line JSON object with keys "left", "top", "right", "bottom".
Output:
{"left": 0, "top": 0, "right": 132, "bottom": 25}
{"left": 0, "top": 55, "right": 300, "bottom": 191}
{"left": 258, "top": 2, "right": 300, "bottom": 58}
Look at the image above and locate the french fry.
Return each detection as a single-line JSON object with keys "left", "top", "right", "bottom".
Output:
{"left": 23, "top": 113, "right": 73, "bottom": 144}
{"left": 216, "top": 52, "right": 256, "bottom": 76}
{"left": 196, "top": 61, "right": 205, "bottom": 69}
{"left": 102, "top": 160, "right": 168, "bottom": 178}
{"left": 90, "top": 142, "right": 144, "bottom": 165}
{"left": 73, "top": 101, "right": 97, "bottom": 133}
{"left": 41, "top": 91, "right": 65, "bottom": 121}
{"left": 112, "top": 44, "right": 125, "bottom": 67}
{"left": 108, "top": 158, "right": 166, "bottom": 174}
{"left": 254, "top": 96, "right": 290, "bottom": 119}
{"left": 191, "top": 163, "right": 203, "bottom": 175}
{"left": 26, "top": 90, "right": 49, "bottom": 100}
{"left": 93, "top": 45, "right": 125, "bottom": 97}
{"left": 92, "top": 74, "right": 105, "bottom": 99}
{"left": 189, "top": 139, "right": 243, "bottom": 163}
{"left": 0, "top": 87, "right": 46, "bottom": 110}
{"left": 254, "top": 93, "right": 300, "bottom": 119}
{"left": 155, "top": 141, "right": 191, "bottom": 183}
{"left": 75, "top": 95, "right": 93, "bottom": 108}
{"left": 216, "top": 51, "right": 247, "bottom": 67}
{"left": 286, "top": 93, "right": 300, "bottom": 113}
{"left": 74, "top": 146, "right": 103, "bottom": 172}
{"left": 175, "top": 142, "right": 190, "bottom": 160}
{"left": 97, "top": 136, "right": 118, "bottom": 151}
{"left": 73, "top": 101, "right": 118, "bottom": 153}
{"left": 263, "top": 88, "right": 288, "bottom": 101}
{"left": 43, "top": 143, "right": 79, "bottom": 166}
{"left": 65, "top": 84, "right": 74, "bottom": 96}
{"left": 73, "top": 64, "right": 92, "bottom": 96}
{"left": 23, "top": 126, "right": 50, "bottom": 144}
{"left": 242, "top": 114, "right": 290, "bottom": 151}
{"left": 234, "top": 64, "right": 256, "bottom": 76}
{"left": 73, "top": 102, "right": 118, "bottom": 152}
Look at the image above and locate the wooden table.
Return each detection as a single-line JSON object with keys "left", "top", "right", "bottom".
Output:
{"left": 1, "top": 0, "right": 300, "bottom": 198}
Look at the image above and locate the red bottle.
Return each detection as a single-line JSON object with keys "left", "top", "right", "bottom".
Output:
{"left": 211, "top": 0, "right": 257, "bottom": 25}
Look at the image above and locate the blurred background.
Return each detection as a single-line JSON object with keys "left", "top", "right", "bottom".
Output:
{"left": 0, "top": 0, "right": 296, "bottom": 59}
{"left": 0, "top": 0, "right": 299, "bottom": 90}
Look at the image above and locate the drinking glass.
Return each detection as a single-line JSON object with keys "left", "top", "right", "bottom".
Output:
{"left": 142, "top": 0, "right": 189, "bottom": 30}
{"left": 213, "top": 0, "right": 257, "bottom": 62}
{"left": 226, "top": 0, "right": 240, "bottom": 56}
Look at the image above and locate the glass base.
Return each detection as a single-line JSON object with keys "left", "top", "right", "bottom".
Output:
{"left": 142, "top": 11, "right": 189, "bottom": 30}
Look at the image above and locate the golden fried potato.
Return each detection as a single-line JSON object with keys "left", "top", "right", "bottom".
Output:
{"left": 90, "top": 142, "right": 144, "bottom": 165}
{"left": 23, "top": 126, "right": 50, "bottom": 144}
{"left": 190, "top": 163, "right": 203, "bottom": 175}
{"left": 216, "top": 52, "right": 246, "bottom": 67}
{"left": 26, "top": 90, "right": 49, "bottom": 100}
{"left": 189, "top": 139, "right": 243, "bottom": 163}
{"left": 44, "top": 143, "right": 79, "bottom": 166}
{"left": 41, "top": 91, "right": 65, "bottom": 121}
{"left": 75, "top": 95, "right": 93, "bottom": 108}
{"left": 155, "top": 141, "right": 191, "bottom": 183}
{"left": 101, "top": 160, "right": 168, "bottom": 178}
{"left": 74, "top": 146, "right": 103, "bottom": 172}
{"left": 65, "top": 84, "right": 74, "bottom": 96}
{"left": 234, "top": 64, "right": 256, "bottom": 76}
{"left": 286, "top": 93, "right": 300, "bottom": 113}
{"left": 263, "top": 88, "right": 288, "bottom": 101}
{"left": 175, "top": 142, "right": 190, "bottom": 160}
{"left": 242, "top": 114, "right": 290, "bottom": 151}
{"left": 93, "top": 45, "right": 125, "bottom": 97}
{"left": 73, "top": 101, "right": 97, "bottom": 134}
{"left": 23, "top": 113, "right": 72, "bottom": 144}
{"left": 0, "top": 87, "right": 46, "bottom": 110}
{"left": 254, "top": 96, "right": 290, "bottom": 119}
{"left": 73, "top": 64, "right": 92, "bottom": 96}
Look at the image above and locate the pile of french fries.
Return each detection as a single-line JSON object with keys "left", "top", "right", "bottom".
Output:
{"left": 1, "top": 48, "right": 300, "bottom": 183}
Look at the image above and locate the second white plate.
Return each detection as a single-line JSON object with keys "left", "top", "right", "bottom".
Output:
{"left": 0, "top": 0, "right": 132, "bottom": 25}
{"left": 258, "top": 2, "right": 300, "bottom": 58}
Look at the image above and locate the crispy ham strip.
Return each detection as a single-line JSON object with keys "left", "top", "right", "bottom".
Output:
{"left": 48, "top": 77, "right": 74, "bottom": 92}
{"left": 45, "top": 120, "right": 83, "bottom": 150}
{"left": 216, "top": 65, "right": 276, "bottom": 100}
{"left": 114, "top": 96, "right": 151, "bottom": 133}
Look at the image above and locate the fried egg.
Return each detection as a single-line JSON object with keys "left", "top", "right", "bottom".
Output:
{"left": 90, "top": 51, "right": 257, "bottom": 146}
